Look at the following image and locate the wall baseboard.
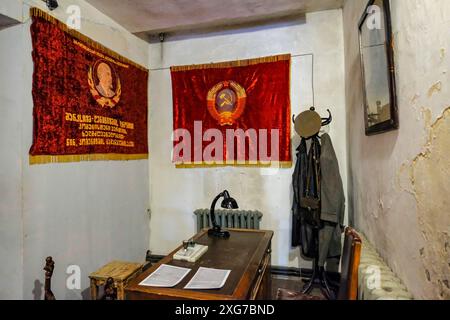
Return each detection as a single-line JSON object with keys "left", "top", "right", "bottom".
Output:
{"left": 270, "top": 265, "right": 303, "bottom": 277}
{"left": 270, "top": 266, "right": 340, "bottom": 282}
{"left": 147, "top": 254, "right": 165, "bottom": 263}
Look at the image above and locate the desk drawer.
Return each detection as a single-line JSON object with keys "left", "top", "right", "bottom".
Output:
{"left": 249, "top": 245, "right": 272, "bottom": 300}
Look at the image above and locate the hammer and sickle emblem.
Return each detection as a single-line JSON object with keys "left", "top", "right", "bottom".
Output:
{"left": 207, "top": 81, "right": 247, "bottom": 126}
{"left": 220, "top": 92, "right": 233, "bottom": 107}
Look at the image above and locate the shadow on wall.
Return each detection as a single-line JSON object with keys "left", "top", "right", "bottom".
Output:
{"left": 348, "top": 118, "right": 400, "bottom": 232}
{"left": 140, "top": 13, "right": 307, "bottom": 43}
{"left": 32, "top": 280, "right": 43, "bottom": 300}
{"left": 32, "top": 280, "right": 93, "bottom": 300}
{"left": 358, "top": 117, "right": 400, "bottom": 160}
{"left": 81, "top": 287, "right": 92, "bottom": 300}
{"left": 64, "top": 287, "right": 93, "bottom": 300}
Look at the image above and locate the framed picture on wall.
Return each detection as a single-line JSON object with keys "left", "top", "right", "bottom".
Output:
{"left": 358, "top": 0, "right": 398, "bottom": 136}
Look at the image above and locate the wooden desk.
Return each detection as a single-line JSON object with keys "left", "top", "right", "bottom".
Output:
{"left": 125, "top": 229, "right": 273, "bottom": 300}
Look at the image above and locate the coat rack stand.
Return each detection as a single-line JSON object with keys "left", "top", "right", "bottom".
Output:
{"left": 293, "top": 107, "right": 337, "bottom": 300}
{"left": 301, "top": 228, "right": 335, "bottom": 299}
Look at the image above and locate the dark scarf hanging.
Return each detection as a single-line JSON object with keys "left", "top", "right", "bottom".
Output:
{"left": 291, "top": 136, "right": 321, "bottom": 258}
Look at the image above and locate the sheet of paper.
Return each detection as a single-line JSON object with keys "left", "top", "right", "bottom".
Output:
{"left": 139, "top": 264, "right": 191, "bottom": 288}
{"left": 184, "top": 267, "right": 231, "bottom": 290}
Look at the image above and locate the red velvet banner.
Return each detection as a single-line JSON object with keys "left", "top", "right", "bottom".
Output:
{"left": 171, "top": 54, "right": 291, "bottom": 168}
{"left": 29, "top": 8, "right": 148, "bottom": 165}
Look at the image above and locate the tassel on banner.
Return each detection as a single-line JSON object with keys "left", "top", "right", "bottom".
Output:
{"left": 175, "top": 161, "right": 293, "bottom": 169}
{"left": 29, "top": 154, "right": 148, "bottom": 165}
{"left": 170, "top": 54, "right": 291, "bottom": 72}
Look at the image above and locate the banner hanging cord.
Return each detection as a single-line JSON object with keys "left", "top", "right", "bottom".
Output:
{"left": 149, "top": 53, "right": 313, "bottom": 71}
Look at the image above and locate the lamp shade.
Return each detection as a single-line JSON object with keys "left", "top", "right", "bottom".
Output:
{"left": 221, "top": 197, "right": 238, "bottom": 209}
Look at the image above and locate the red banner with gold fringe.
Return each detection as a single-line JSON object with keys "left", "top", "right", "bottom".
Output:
{"left": 171, "top": 54, "right": 292, "bottom": 168}
{"left": 29, "top": 8, "right": 148, "bottom": 165}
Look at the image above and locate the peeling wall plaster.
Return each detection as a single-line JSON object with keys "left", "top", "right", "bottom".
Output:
{"left": 428, "top": 81, "right": 442, "bottom": 97}
{"left": 409, "top": 106, "right": 450, "bottom": 299}
{"left": 344, "top": 0, "right": 450, "bottom": 299}
{"left": 397, "top": 106, "right": 450, "bottom": 299}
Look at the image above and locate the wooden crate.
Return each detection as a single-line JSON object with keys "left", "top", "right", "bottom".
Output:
{"left": 89, "top": 261, "right": 143, "bottom": 300}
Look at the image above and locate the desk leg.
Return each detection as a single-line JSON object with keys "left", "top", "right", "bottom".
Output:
{"left": 90, "top": 279, "right": 98, "bottom": 300}
{"left": 117, "top": 282, "right": 124, "bottom": 300}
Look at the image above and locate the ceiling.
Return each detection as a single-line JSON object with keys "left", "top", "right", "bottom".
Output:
{"left": 86, "top": 0, "right": 344, "bottom": 39}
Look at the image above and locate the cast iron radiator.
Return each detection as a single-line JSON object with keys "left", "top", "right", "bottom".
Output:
{"left": 194, "top": 209, "right": 263, "bottom": 232}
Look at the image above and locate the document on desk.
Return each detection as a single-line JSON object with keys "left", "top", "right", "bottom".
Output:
{"left": 139, "top": 264, "right": 191, "bottom": 287}
{"left": 184, "top": 267, "right": 231, "bottom": 290}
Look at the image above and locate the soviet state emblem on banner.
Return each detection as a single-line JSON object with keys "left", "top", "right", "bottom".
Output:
{"left": 207, "top": 81, "right": 247, "bottom": 126}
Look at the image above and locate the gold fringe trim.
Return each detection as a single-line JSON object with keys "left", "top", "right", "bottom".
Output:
{"left": 175, "top": 161, "right": 292, "bottom": 169}
{"left": 30, "top": 7, "right": 148, "bottom": 72}
{"left": 170, "top": 54, "right": 291, "bottom": 72}
{"left": 29, "top": 153, "right": 148, "bottom": 165}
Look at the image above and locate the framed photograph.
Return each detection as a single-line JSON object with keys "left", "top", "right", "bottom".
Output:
{"left": 359, "top": 0, "right": 398, "bottom": 136}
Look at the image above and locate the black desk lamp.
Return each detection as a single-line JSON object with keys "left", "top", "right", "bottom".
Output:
{"left": 208, "top": 190, "right": 238, "bottom": 238}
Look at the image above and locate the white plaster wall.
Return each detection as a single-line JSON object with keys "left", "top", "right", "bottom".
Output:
{"left": 343, "top": 0, "right": 450, "bottom": 299}
{"left": 0, "top": 21, "right": 25, "bottom": 300}
{"left": 0, "top": 0, "right": 150, "bottom": 299}
{"left": 148, "top": 10, "right": 347, "bottom": 268}
{"left": 0, "top": 0, "right": 23, "bottom": 22}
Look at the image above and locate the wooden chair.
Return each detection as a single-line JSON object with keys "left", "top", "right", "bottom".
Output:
{"left": 277, "top": 227, "right": 362, "bottom": 300}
